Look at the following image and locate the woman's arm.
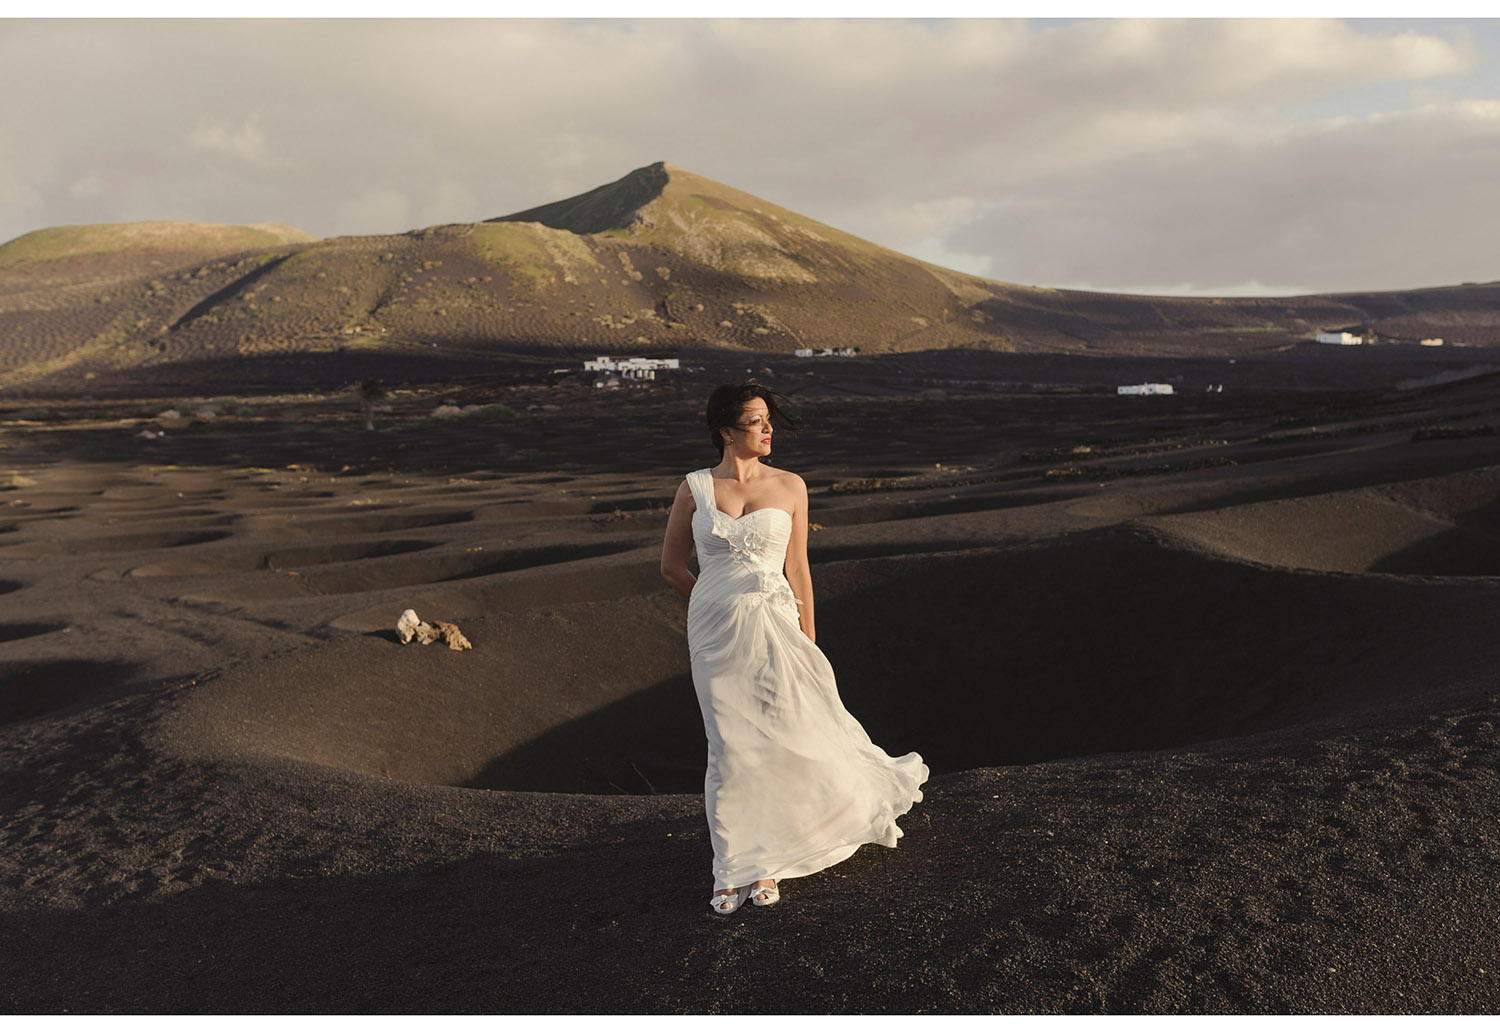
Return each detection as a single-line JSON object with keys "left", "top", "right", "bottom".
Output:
{"left": 660, "top": 479, "right": 698, "bottom": 602}
{"left": 782, "top": 474, "right": 815, "bottom": 643}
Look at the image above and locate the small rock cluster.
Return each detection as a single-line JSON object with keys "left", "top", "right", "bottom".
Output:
{"left": 396, "top": 608, "right": 472, "bottom": 651}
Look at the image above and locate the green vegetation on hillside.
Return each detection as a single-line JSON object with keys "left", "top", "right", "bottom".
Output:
{"left": 0, "top": 221, "right": 319, "bottom": 268}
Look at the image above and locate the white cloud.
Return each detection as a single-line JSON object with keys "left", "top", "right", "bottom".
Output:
{"left": 881, "top": 197, "right": 983, "bottom": 239}
{"left": 190, "top": 114, "right": 285, "bottom": 168}
{"left": 0, "top": 18, "right": 1492, "bottom": 292}
{"left": 943, "top": 98, "right": 1500, "bottom": 294}
{"left": 904, "top": 235, "right": 996, "bottom": 281}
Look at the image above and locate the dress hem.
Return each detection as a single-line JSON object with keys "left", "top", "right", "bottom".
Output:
{"left": 712, "top": 778, "right": 926, "bottom": 887}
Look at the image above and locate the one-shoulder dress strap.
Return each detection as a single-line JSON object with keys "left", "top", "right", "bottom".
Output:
{"left": 685, "top": 468, "right": 713, "bottom": 516}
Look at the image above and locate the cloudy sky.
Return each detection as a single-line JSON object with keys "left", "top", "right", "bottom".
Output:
{"left": 2, "top": 13, "right": 1498, "bottom": 296}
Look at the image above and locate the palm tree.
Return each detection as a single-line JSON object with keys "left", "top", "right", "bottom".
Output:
{"left": 356, "top": 377, "right": 386, "bottom": 431}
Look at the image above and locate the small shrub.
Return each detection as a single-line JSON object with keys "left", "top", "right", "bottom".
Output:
{"left": 461, "top": 403, "right": 517, "bottom": 423}
{"left": 431, "top": 403, "right": 516, "bottom": 423}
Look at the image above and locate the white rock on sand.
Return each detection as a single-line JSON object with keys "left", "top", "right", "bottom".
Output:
{"left": 396, "top": 608, "right": 428, "bottom": 643}
{"left": 397, "top": 608, "right": 471, "bottom": 650}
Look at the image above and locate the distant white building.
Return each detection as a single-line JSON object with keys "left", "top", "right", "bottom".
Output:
{"left": 1315, "top": 331, "right": 1363, "bottom": 345}
{"left": 793, "top": 347, "right": 859, "bottom": 357}
{"left": 582, "top": 355, "right": 679, "bottom": 378}
{"left": 1421, "top": 338, "right": 1445, "bottom": 347}
{"left": 1117, "top": 384, "right": 1175, "bottom": 396}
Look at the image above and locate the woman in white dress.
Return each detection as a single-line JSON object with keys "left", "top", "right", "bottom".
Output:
{"left": 659, "top": 382, "right": 929, "bottom": 915}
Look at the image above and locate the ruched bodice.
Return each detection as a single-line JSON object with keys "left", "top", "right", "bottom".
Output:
{"left": 693, "top": 500, "right": 794, "bottom": 571}
{"left": 681, "top": 466, "right": 928, "bottom": 891}
{"left": 689, "top": 479, "right": 803, "bottom": 633}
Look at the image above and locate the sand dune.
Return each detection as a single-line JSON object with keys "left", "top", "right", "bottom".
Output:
{"left": 3, "top": 353, "right": 1500, "bottom": 1011}
{"left": 159, "top": 524, "right": 1500, "bottom": 799}
{"left": 1142, "top": 464, "right": 1500, "bottom": 575}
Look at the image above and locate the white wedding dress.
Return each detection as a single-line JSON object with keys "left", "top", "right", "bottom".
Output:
{"left": 684, "top": 467, "right": 929, "bottom": 890}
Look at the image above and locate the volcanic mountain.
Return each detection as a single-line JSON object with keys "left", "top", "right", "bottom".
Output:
{"left": 1, "top": 161, "right": 1497, "bottom": 394}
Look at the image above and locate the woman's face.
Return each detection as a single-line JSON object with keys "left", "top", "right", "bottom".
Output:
{"left": 725, "top": 398, "right": 773, "bottom": 457}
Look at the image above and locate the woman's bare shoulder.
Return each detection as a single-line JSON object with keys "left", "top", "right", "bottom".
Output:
{"left": 769, "top": 467, "right": 807, "bottom": 506}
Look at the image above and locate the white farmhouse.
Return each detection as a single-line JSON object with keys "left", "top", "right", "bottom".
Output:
{"left": 581, "top": 355, "right": 680, "bottom": 379}
{"left": 1315, "top": 332, "right": 1364, "bottom": 345}
{"left": 583, "top": 355, "right": 679, "bottom": 388}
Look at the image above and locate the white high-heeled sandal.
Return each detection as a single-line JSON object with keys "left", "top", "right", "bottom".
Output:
{"left": 751, "top": 882, "right": 779, "bottom": 907}
{"left": 709, "top": 886, "right": 751, "bottom": 915}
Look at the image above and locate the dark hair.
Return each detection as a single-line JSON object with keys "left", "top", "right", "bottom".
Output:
{"left": 706, "top": 380, "right": 801, "bottom": 458}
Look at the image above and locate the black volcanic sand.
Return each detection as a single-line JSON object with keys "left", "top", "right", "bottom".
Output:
{"left": 4, "top": 349, "right": 1500, "bottom": 1012}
